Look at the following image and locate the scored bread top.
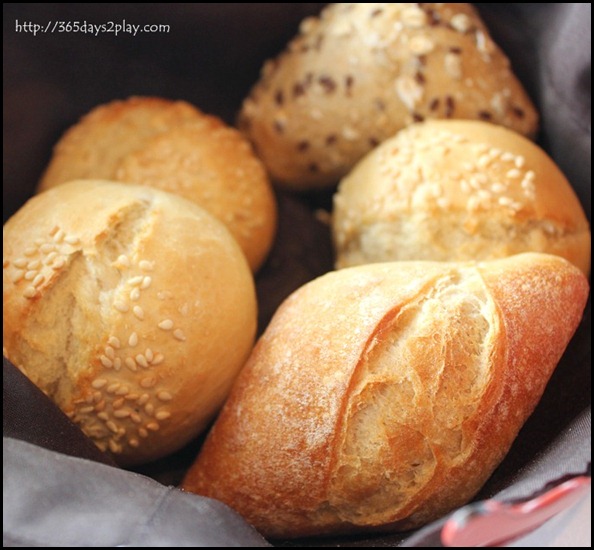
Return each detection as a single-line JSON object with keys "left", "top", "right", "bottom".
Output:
{"left": 3, "top": 180, "right": 257, "bottom": 465}
{"left": 333, "top": 120, "right": 591, "bottom": 275}
{"left": 183, "top": 253, "right": 589, "bottom": 538}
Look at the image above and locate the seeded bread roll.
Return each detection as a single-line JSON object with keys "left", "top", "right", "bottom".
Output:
{"left": 3, "top": 180, "right": 257, "bottom": 466}
{"left": 38, "top": 97, "right": 277, "bottom": 272}
{"left": 333, "top": 120, "right": 591, "bottom": 275}
{"left": 239, "top": 2, "right": 539, "bottom": 190}
{"left": 183, "top": 254, "right": 589, "bottom": 538}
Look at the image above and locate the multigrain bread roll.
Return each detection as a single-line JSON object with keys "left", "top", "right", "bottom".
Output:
{"left": 183, "top": 254, "right": 589, "bottom": 538}
{"left": 333, "top": 120, "right": 591, "bottom": 275}
{"left": 239, "top": 3, "right": 539, "bottom": 190}
{"left": 38, "top": 97, "right": 277, "bottom": 272}
{"left": 3, "top": 180, "right": 257, "bottom": 466}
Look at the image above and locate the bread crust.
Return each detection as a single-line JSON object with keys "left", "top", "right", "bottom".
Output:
{"left": 38, "top": 97, "right": 277, "bottom": 271}
{"left": 333, "top": 120, "right": 591, "bottom": 276}
{"left": 3, "top": 180, "right": 257, "bottom": 465}
{"left": 183, "top": 253, "right": 589, "bottom": 538}
{"left": 239, "top": 3, "right": 539, "bottom": 189}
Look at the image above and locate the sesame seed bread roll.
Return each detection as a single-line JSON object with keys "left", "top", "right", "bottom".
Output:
{"left": 238, "top": 3, "right": 539, "bottom": 190}
{"left": 3, "top": 180, "right": 257, "bottom": 466}
{"left": 38, "top": 97, "right": 277, "bottom": 272}
{"left": 183, "top": 254, "right": 589, "bottom": 538}
{"left": 333, "top": 120, "right": 591, "bottom": 275}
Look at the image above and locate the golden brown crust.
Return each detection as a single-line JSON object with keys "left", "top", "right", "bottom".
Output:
{"left": 333, "top": 120, "right": 591, "bottom": 276}
{"left": 182, "top": 254, "right": 589, "bottom": 538}
{"left": 3, "top": 180, "right": 257, "bottom": 465}
{"left": 38, "top": 96, "right": 277, "bottom": 271}
{"left": 239, "top": 3, "right": 539, "bottom": 190}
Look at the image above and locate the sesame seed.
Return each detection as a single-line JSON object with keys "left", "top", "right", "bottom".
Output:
{"left": 145, "top": 348, "right": 154, "bottom": 362}
{"left": 112, "top": 398, "right": 125, "bottom": 409}
{"left": 133, "top": 306, "right": 144, "bottom": 320}
{"left": 97, "top": 412, "right": 109, "bottom": 421}
{"left": 130, "top": 288, "right": 140, "bottom": 301}
{"left": 146, "top": 422, "right": 160, "bottom": 432}
{"left": 130, "top": 413, "right": 142, "bottom": 424}
{"left": 24, "top": 247, "right": 37, "bottom": 257}
{"left": 13, "top": 258, "right": 27, "bottom": 269}
{"left": 123, "top": 358, "right": 137, "bottom": 372}
{"left": 515, "top": 156, "right": 526, "bottom": 169}
{"left": 173, "top": 329, "right": 186, "bottom": 342}
{"left": 141, "top": 276, "right": 152, "bottom": 290}
{"left": 23, "top": 286, "right": 37, "bottom": 299}
{"left": 27, "top": 260, "right": 41, "bottom": 270}
{"left": 126, "top": 393, "right": 140, "bottom": 401}
{"left": 108, "top": 336, "right": 121, "bottom": 349}
{"left": 107, "top": 383, "right": 120, "bottom": 394}
{"left": 108, "top": 440, "right": 121, "bottom": 454}
{"left": 140, "top": 377, "right": 156, "bottom": 389}
{"left": 136, "top": 354, "right": 149, "bottom": 368}
{"left": 44, "top": 252, "right": 58, "bottom": 265}
{"left": 65, "top": 236, "right": 80, "bottom": 245}
{"left": 116, "top": 254, "right": 130, "bottom": 268}
{"left": 138, "top": 428, "right": 149, "bottom": 438}
{"left": 128, "top": 438, "right": 140, "bottom": 448}
{"left": 100, "top": 355, "right": 113, "bottom": 369}
{"left": 11, "top": 271, "right": 24, "bottom": 284}
{"left": 114, "top": 409, "right": 130, "bottom": 419}
{"left": 113, "top": 358, "right": 122, "bottom": 371}
{"left": 145, "top": 403, "right": 155, "bottom": 416}
{"left": 128, "top": 332, "right": 138, "bottom": 347}
{"left": 525, "top": 170, "right": 536, "bottom": 181}
{"left": 138, "top": 394, "right": 150, "bottom": 405}
{"left": 115, "top": 385, "right": 130, "bottom": 396}
{"left": 53, "top": 230, "right": 65, "bottom": 243}
{"left": 92, "top": 379, "right": 107, "bottom": 389}
{"left": 24, "top": 270, "right": 37, "bottom": 281}
{"left": 104, "top": 346, "right": 115, "bottom": 360}
{"left": 129, "top": 276, "right": 143, "bottom": 286}
{"left": 157, "top": 391, "right": 173, "bottom": 402}
{"left": 114, "top": 301, "right": 129, "bottom": 313}
{"left": 501, "top": 152, "right": 515, "bottom": 162}
{"left": 158, "top": 319, "right": 174, "bottom": 331}
{"left": 450, "top": 13, "right": 472, "bottom": 33}
{"left": 498, "top": 196, "right": 515, "bottom": 207}
{"left": 40, "top": 243, "right": 55, "bottom": 254}
{"left": 49, "top": 226, "right": 60, "bottom": 237}
{"left": 95, "top": 441, "right": 107, "bottom": 452}
{"left": 78, "top": 406, "right": 94, "bottom": 414}
{"left": 155, "top": 410, "right": 171, "bottom": 421}
{"left": 94, "top": 400, "right": 106, "bottom": 412}
{"left": 106, "top": 421, "right": 119, "bottom": 433}
{"left": 139, "top": 260, "right": 154, "bottom": 271}
{"left": 93, "top": 392, "right": 102, "bottom": 402}
{"left": 52, "top": 257, "right": 66, "bottom": 269}
{"left": 506, "top": 169, "right": 521, "bottom": 179}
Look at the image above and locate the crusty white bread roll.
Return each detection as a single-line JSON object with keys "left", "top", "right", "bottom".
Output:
{"left": 333, "top": 120, "right": 591, "bottom": 276}
{"left": 38, "top": 97, "right": 277, "bottom": 272}
{"left": 239, "top": 3, "right": 539, "bottom": 190}
{"left": 183, "top": 254, "right": 589, "bottom": 538}
{"left": 3, "top": 180, "right": 257, "bottom": 466}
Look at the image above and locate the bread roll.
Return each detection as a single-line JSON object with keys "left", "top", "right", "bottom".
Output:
{"left": 183, "top": 254, "right": 589, "bottom": 538}
{"left": 333, "top": 120, "right": 591, "bottom": 276}
{"left": 3, "top": 180, "right": 257, "bottom": 466}
{"left": 38, "top": 97, "right": 277, "bottom": 272}
{"left": 238, "top": 3, "right": 538, "bottom": 190}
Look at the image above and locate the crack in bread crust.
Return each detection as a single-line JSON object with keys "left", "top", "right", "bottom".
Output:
{"left": 329, "top": 267, "right": 497, "bottom": 526}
